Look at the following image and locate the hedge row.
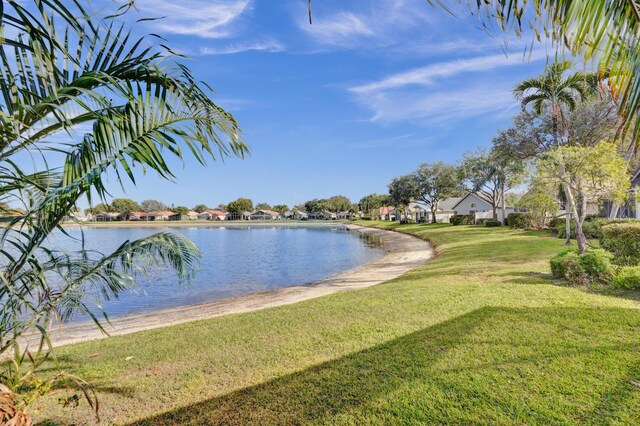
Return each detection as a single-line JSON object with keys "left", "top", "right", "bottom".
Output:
{"left": 450, "top": 215, "right": 474, "bottom": 226}
{"left": 506, "top": 212, "right": 533, "bottom": 229}
{"left": 550, "top": 249, "right": 640, "bottom": 289}
{"left": 600, "top": 222, "right": 640, "bottom": 266}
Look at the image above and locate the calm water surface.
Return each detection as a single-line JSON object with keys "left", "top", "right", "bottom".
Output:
{"left": 49, "top": 226, "right": 384, "bottom": 321}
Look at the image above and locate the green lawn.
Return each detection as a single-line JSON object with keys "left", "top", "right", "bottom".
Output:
{"left": 35, "top": 223, "right": 640, "bottom": 425}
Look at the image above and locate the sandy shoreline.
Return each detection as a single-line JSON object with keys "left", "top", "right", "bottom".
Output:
{"left": 31, "top": 224, "right": 434, "bottom": 348}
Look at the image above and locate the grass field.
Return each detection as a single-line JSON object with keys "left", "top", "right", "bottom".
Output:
{"left": 35, "top": 223, "right": 640, "bottom": 425}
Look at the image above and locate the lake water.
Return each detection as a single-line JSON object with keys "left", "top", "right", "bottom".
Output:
{"left": 48, "top": 226, "right": 384, "bottom": 321}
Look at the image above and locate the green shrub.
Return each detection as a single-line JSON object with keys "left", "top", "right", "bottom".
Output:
{"left": 578, "top": 249, "right": 614, "bottom": 282}
{"left": 361, "top": 216, "right": 372, "bottom": 220}
{"left": 550, "top": 249, "right": 575, "bottom": 279}
{"left": 548, "top": 216, "right": 564, "bottom": 229}
{"left": 555, "top": 220, "right": 600, "bottom": 240}
{"left": 613, "top": 266, "right": 640, "bottom": 289}
{"left": 450, "top": 215, "right": 474, "bottom": 226}
{"left": 550, "top": 249, "right": 613, "bottom": 285}
{"left": 561, "top": 252, "right": 589, "bottom": 286}
{"left": 600, "top": 222, "right": 640, "bottom": 265}
{"left": 507, "top": 212, "right": 533, "bottom": 229}
{"left": 484, "top": 220, "right": 502, "bottom": 227}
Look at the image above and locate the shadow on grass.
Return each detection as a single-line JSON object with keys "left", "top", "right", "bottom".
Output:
{"left": 112, "top": 307, "right": 640, "bottom": 426}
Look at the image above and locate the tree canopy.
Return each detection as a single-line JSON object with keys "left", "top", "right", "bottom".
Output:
{"left": 227, "top": 198, "right": 254, "bottom": 213}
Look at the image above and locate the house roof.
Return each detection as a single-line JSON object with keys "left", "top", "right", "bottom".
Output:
{"left": 451, "top": 193, "right": 492, "bottom": 210}
{"left": 205, "top": 209, "right": 226, "bottom": 215}
{"left": 253, "top": 209, "right": 279, "bottom": 216}
{"left": 438, "top": 197, "right": 463, "bottom": 211}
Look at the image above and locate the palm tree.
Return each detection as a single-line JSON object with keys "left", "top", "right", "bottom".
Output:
{"left": 0, "top": 0, "right": 246, "bottom": 418}
{"left": 514, "top": 61, "right": 594, "bottom": 146}
{"left": 458, "top": 1, "right": 640, "bottom": 147}
{"left": 514, "top": 60, "right": 594, "bottom": 244}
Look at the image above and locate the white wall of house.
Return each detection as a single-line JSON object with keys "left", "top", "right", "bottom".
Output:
{"left": 475, "top": 208, "right": 516, "bottom": 222}
{"left": 453, "top": 194, "right": 493, "bottom": 216}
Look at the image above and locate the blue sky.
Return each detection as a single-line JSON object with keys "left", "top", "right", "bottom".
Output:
{"left": 84, "top": 0, "right": 553, "bottom": 208}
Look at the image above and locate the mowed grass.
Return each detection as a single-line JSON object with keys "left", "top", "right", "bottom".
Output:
{"left": 34, "top": 223, "right": 640, "bottom": 425}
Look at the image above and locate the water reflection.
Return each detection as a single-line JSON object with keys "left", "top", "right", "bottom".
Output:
{"left": 44, "top": 226, "right": 383, "bottom": 321}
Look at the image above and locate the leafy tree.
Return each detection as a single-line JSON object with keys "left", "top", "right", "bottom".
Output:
{"left": 255, "top": 202, "right": 272, "bottom": 210}
{"left": 490, "top": 137, "right": 528, "bottom": 224}
{"left": 217, "top": 203, "right": 228, "bottom": 211}
{"left": 193, "top": 204, "right": 209, "bottom": 213}
{"left": 326, "top": 195, "right": 352, "bottom": 213}
{"left": 358, "top": 194, "right": 387, "bottom": 218}
{"left": 535, "top": 142, "right": 630, "bottom": 253}
{"left": 172, "top": 206, "right": 190, "bottom": 215}
{"left": 272, "top": 204, "right": 289, "bottom": 215}
{"left": 514, "top": 61, "right": 596, "bottom": 243}
{"left": 111, "top": 198, "right": 140, "bottom": 213}
{"left": 515, "top": 186, "right": 560, "bottom": 226}
{"left": 388, "top": 175, "right": 419, "bottom": 221}
{"left": 304, "top": 198, "right": 328, "bottom": 213}
{"left": 227, "top": 198, "right": 253, "bottom": 213}
{"left": 460, "top": 149, "right": 503, "bottom": 220}
{"left": 414, "top": 162, "right": 464, "bottom": 223}
{"left": 0, "top": 1, "right": 246, "bottom": 419}
{"left": 141, "top": 200, "right": 167, "bottom": 212}
{"left": 85, "top": 203, "right": 113, "bottom": 214}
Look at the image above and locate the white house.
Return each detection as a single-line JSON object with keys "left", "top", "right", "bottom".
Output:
{"left": 249, "top": 209, "right": 281, "bottom": 220}
{"left": 198, "top": 209, "right": 227, "bottom": 220}
{"left": 140, "top": 210, "right": 173, "bottom": 221}
{"left": 95, "top": 212, "right": 120, "bottom": 222}
{"left": 308, "top": 211, "right": 336, "bottom": 220}
{"left": 226, "top": 211, "right": 251, "bottom": 221}
{"left": 336, "top": 211, "right": 355, "bottom": 220}
{"left": 169, "top": 211, "right": 199, "bottom": 221}
{"left": 284, "top": 210, "right": 307, "bottom": 220}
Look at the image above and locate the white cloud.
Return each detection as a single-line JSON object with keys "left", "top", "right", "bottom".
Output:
{"left": 136, "top": 0, "right": 251, "bottom": 38}
{"left": 297, "top": 0, "right": 436, "bottom": 48}
{"left": 351, "top": 49, "right": 549, "bottom": 95}
{"left": 364, "top": 85, "right": 517, "bottom": 124}
{"left": 200, "top": 40, "right": 285, "bottom": 55}
{"left": 300, "top": 12, "right": 374, "bottom": 46}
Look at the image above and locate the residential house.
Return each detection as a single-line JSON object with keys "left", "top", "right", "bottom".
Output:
{"left": 140, "top": 210, "right": 173, "bottom": 221}
{"left": 95, "top": 212, "right": 120, "bottom": 222}
{"left": 169, "top": 211, "right": 199, "bottom": 221}
{"left": 249, "top": 209, "right": 281, "bottom": 220}
{"left": 379, "top": 206, "right": 396, "bottom": 221}
{"left": 226, "top": 211, "right": 251, "bottom": 221}
{"left": 197, "top": 209, "right": 227, "bottom": 220}
{"left": 336, "top": 211, "right": 355, "bottom": 220}
{"left": 284, "top": 210, "right": 308, "bottom": 220}
{"left": 118, "top": 211, "right": 144, "bottom": 221}
{"left": 308, "top": 211, "right": 336, "bottom": 220}
{"left": 602, "top": 168, "right": 640, "bottom": 219}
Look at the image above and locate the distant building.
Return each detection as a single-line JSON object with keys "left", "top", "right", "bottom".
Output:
{"left": 169, "top": 211, "right": 199, "bottom": 221}
{"left": 336, "top": 211, "right": 355, "bottom": 220}
{"left": 140, "top": 210, "right": 173, "bottom": 221}
{"left": 284, "top": 210, "right": 307, "bottom": 220}
{"left": 118, "top": 211, "right": 145, "bottom": 221}
{"left": 308, "top": 211, "right": 336, "bottom": 220}
{"left": 249, "top": 209, "right": 281, "bottom": 220}
{"left": 197, "top": 209, "right": 227, "bottom": 220}
{"left": 95, "top": 212, "right": 120, "bottom": 222}
{"left": 226, "top": 211, "right": 251, "bottom": 221}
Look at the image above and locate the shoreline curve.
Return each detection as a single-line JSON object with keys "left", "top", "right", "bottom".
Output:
{"left": 39, "top": 224, "right": 435, "bottom": 348}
